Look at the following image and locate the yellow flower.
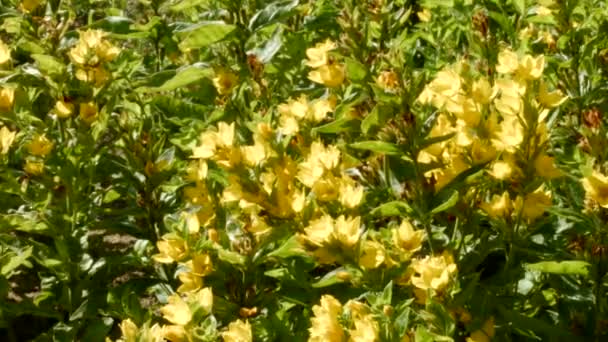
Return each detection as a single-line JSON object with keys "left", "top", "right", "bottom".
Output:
{"left": 333, "top": 215, "right": 361, "bottom": 247}
{"left": 514, "top": 186, "right": 552, "bottom": 220}
{"left": 222, "top": 319, "right": 252, "bottom": 342}
{"left": 308, "top": 63, "right": 345, "bottom": 88}
{"left": 466, "top": 317, "right": 495, "bottom": 342}
{"left": 410, "top": 251, "right": 457, "bottom": 293}
{"left": 582, "top": 170, "right": 608, "bottom": 207}
{"left": 305, "top": 39, "right": 336, "bottom": 68}
{"left": 516, "top": 54, "right": 544, "bottom": 80}
{"left": 213, "top": 70, "right": 238, "bottom": 95}
{"left": 153, "top": 236, "right": 188, "bottom": 263}
{"left": 27, "top": 134, "right": 53, "bottom": 157}
{"left": 480, "top": 191, "right": 512, "bottom": 218}
{"left": 309, "top": 295, "right": 344, "bottom": 342}
{"left": 118, "top": 319, "right": 139, "bottom": 342}
{"left": 79, "top": 102, "right": 98, "bottom": 125}
{"left": 310, "top": 98, "right": 334, "bottom": 122}
{"left": 20, "top": 0, "right": 45, "bottom": 13}
{"left": 496, "top": 49, "right": 519, "bottom": 74}
{"left": 0, "top": 87, "right": 15, "bottom": 111}
{"left": 0, "top": 126, "right": 16, "bottom": 154}
{"left": 303, "top": 215, "right": 334, "bottom": 246}
{"left": 189, "top": 287, "right": 213, "bottom": 314}
{"left": 430, "top": 69, "right": 462, "bottom": 101}
{"left": 534, "top": 153, "right": 561, "bottom": 179}
{"left": 0, "top": 39, "right": 10, "bottom": 64}
{"left": 54, "top": 100, "right": 74, "bottom": 119}
{"left": 185, "top": 159, "right": 208, "bottom": 181}
{"left": 241, "top": 141, "right": 267, "bottom": 166}
{"left": 489, "top": 160, "right": 513, "bottom": 180}
{"left": 492, "top": 117, "right": 524, "bottom": 151}
{"left": 162, "top": 325, "right": 188, "bottom": 342}
{"left": 393, "top": 220, "right": 425, "bottom": 255}
{"left": 417, "top": 8, "right": 432, "bottom": 22}
{"left": 24, "top": 160, "right": 44, "bottom": 176}
{"left": 359, "top": 240, "right": 386, "bottom": 269}
{"left": 471, "top": 77, "right": 496, "bottom": 105}
{"left": 177, "top": 271, "right": 203, "bottom": 293}
{"left": 348, "top": 315, "right": 378, "bottom": 342}
{"left": 75, "top": 66, "right": 110, "bottom": 85}
{"left": 338, "top": 178, "right": 364, "bottom": 209}
{"left": 538, "top": 81, "right": 567, "bottom": 108}
{"left": 160, "top": 294, "right": 192, "bottom": 326}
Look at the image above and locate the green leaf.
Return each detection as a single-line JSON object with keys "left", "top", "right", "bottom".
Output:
{"left": 139, "top": 65, "right": 213, "bottom": 92}
{"left": 512, "top": 0, "right": 526, "bottom": 16}
{"left": 430, "top": 189, "right": 459, "bottom": 214}
{"left": 525, "top": 261, "right": 590, "bottom": 276}
{"left": 31, "top": 54, "right": 65, "bottom": 75}
{"left": 345, "top": 57, "right": 367, "bottom": 81}
{"left": 250, "top": 26, "right": 283, "bottom": 63}
{"left": 177, "top": 21, "right": 236, "bottom": 51}
{"left": 248, "top": 0, "right": 300, "bottom": 32}
{"left": 361, "top": 105, "right": 392, "bottom": 135}
{"left": 1, "top": 247, "right": 33, "bottom": 277}
{"left": 350, "top": 141, "right": 402, "bottom": 155}
{"left": 371, "top": 201, "right": 413, "bottom": 217}
{"left": 312, "top": 117, "right": 359, "bottom": 134}
{"left": 266, "top": 235, "right": 307, "bottom": 259}
{"left": 218, "top": 249, "right": 247, "bottom": 266}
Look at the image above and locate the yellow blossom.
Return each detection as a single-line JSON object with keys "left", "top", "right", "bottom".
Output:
{"left": 338, "top": 178, "right": 364, "bottom": 208}
{"left": 516, "top": 54, "right": 545, "bottom": 80}
{"left": 303, "top": 215, "right": 334, "bottom": 246}
{"left": 305, "top": 39, "right": 336, "bottom": 68}
{"left": 185, "top": 159, "right": 208, "bottom": 181}
{"left": 24, "top": 160, "right": 44, "bottom": 176}
{"left": 471, "top": 77, "right": 496, "bottom": 105}
{"left": 177, "top": 271, "right": 203, "bottom": 293}
{"left": 534, "top": 153, "right": 561, "bottom": 179}
{"left": 348, "top": 315, "right": 378, "bottom": 342}
{"left": 309, "top": 295, "right": 344, "bottom": 342}
{"left": 153, "top": 236, "right": 188, "bottom": 263}
{"left": 489, "top": 160, "right": 513, "bottom": 180}
{"left": 310, "top": 98, "right": 334, "bottom": 122}
{"left": 417, "top": 8, "right": 431, "bottom": 22}
{"left": 182, "top": 211, "right": 200, "bottom": 234}
{"left": 496, "top": 49, "right": 519, "bottom": 74}
{"left": 514, "top": 186, "right": 552, "bottom": 220}
{"left": 582, "top": 170, "right": 608, "bottom": 208}
{"left": 160, "top": 294, "right": 192, "bottom": 326}
{"left": 333, "top": 215, "right": 361, "bottom": 247}
{"left": 0, "top": 87, "right": 15, "bottom": 111}
{"left": 0, "top": 39, "right": 10, "bottom": 64}
{"left": 21, "top": 0, "right": 45, "bottom": 13}
{"left": 54, "top": 100, "right": 74, "bottom": 119}
{"left": 410, "top": 251, "right": 457, "bottom": 295}
{"left": 492, "top": 117, "right": 524, "bottom": 152}
{"left": 359, "top": 240, "right": 386, "bottom": 269}
{"left": 119, "top": 319, "right": 139, "bottom": 342}
{"left": 222, "top": 319, "right": 252, "bottom": 342}
{"left": 241, "top": 140, "right": 267, "bottom": 166}
{"left": 480, "top": 191, "right": 512, "bottom": 218}
{"left": 0, "top": 126, "right": 16, "bottom": 154}
{"left": 466, "top": 317, "right": 495, "bottom": 342}
{"left": 213, "top": 70, "right": 238, "bottom": 95}
{"left": 162, "top": 325, "right": 188, "bottom": 342}
{"left": 79, "top": 102, "right": 98, "bottom": 125}
{"left": 393, "top": 220, "right": 424, "bottom": 255}
{"left": 308, "top": 63, "right": 345, "bottom": 88}
{"left": 27, "top": 134, "right": 53, "bottom": 157}
{"left": 538, "top": 81, "right": 567, "bottom": 108}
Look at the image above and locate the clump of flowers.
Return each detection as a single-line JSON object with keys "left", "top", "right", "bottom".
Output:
{"left": 69, "top": 30, "right": 120, "bottom": 85}
{"left": 305, "top": 40, "right": 345, "bottom": 88}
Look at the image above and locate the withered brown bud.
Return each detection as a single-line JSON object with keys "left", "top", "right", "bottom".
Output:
{"left": 472, "top": 10, "right": 489, "bottom": 38}
{"left": 582, "top": 107, "right": 602, "bottom": 130}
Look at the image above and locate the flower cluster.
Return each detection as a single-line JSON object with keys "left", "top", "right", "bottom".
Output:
{"left": 418, "top": 48, "right": 567, "bottom": 221}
